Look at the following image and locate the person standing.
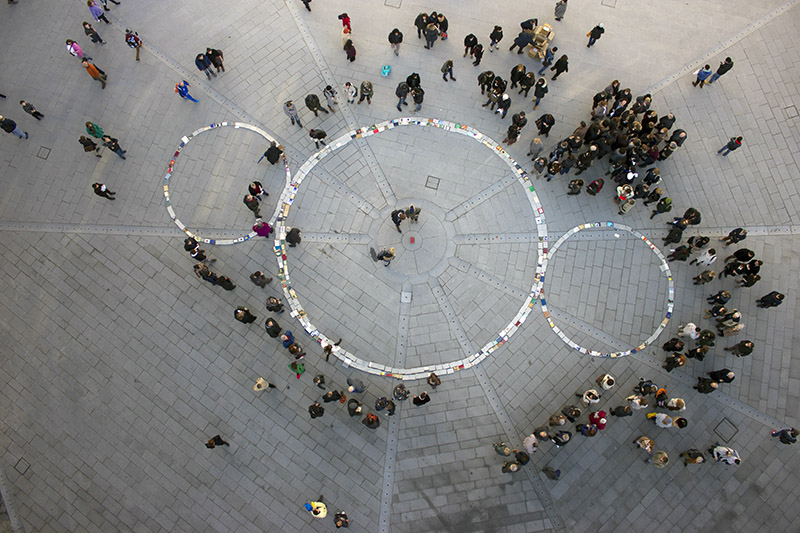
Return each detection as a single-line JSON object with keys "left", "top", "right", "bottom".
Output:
{"left": 358, "top": 81, "right": 373, "bottom": 104}
{"left": 441, "top": 59, "right": 456, "bottom": 82}
{"left": 83, "top": 21, "right": 106, "bottom": 44}
{"left": 206, "top": 47, "right": 224, "bottom": 73}
{"left": 205, "top": 435, "right": 230, "bottom": 448}
{"left": 532, "top": 79, "right": 548, "bottom": 110}
{"left": 388, "top": 28, "right": 403, "bottom": 56}
{"left": 550, "top": 55, "right": 569, "bottom": 80}
{"left": 258, "top": 142, "right": 284, "bottom": 164}
{"left": 283, "top": 100, "right": 302, "bottom": 128}
{"left": 717, "top": 136, "right": 742, "bottom": 156}
{"left": 423, "top": 22, "right": 439, "bottom": 49}
{"left": 82, "top": 59, "right": 107, "bottom": 89}
{"left": 243, "top": 194, "right": 261, "bottom": 218}
{"left": 395, "top": 81, "right": 409, "bottom": 111}
{"left": 343, "top": 82, "right": 357, "bottom": 104}
{"left": 693, "top": 377, "right": 718, "bottom": 394}
{"left": 250, "top": 271, "right": 272, "bottom": 288}
{"left": 234, "top": 306, "right": 257, "bottom": 324}
{"left": 463, "top": 34, "right": 478, "bottom": 57}
{"left": 405, "top": 204, "right": 421, "bottom": 223}
{"left": 101, "top": 135, "right": 126, "bottom": 159}
{"left": 390, "top": 209, "right": 405, "bottom": 232}
{"left": 87, "top": 1, "right": 110, "bottom": 25}
{"left": 554, "top": 0, "right": 568, "bottom": 20}
{"left": 720, "top": 227, "right": 747, "bottom": 246}
{"left": 587, "top": 24, "right": 604, "bottom": 47}
{"left": 195, "top": 53, "right": 216, "bottom": 79}
{"left": 304, "top": 93, "right": 329, "bottom": 116}
{"left": 125, "top": 29, "right": 142, "bottom": 61}
{"left": 411, "top": 86, "right": 424, "bottom": 111}
{"left": 175, "top": 80, "right": 199, "bottom": 103}
{"left": 309, "top": 128, "right": 327, "bottom": 149}
{"left": 756, "top": 291, "right": 785, "bottom": 308}
{"left": 323, "top": 85, "right": 337, "bottom": 111}
{"left": 300, "top": 0, "right": 311, "bottom": 11}
{"left": 488, "top": 25, "right": 503, "bottom": 51}
{"left": 85, "top": 121, "right": 104, "bottom": 139}
{"left": 708, "top": 57, "right": 734, "bottom": 84}
{"left": 79, "top": 136, "right": 102, "bottom": 157}
{"left": 66, "top": 39, "right": 92, "bottom": 61}
{"left": 412, "top": 391, "right": 431, "bottom": 406}
{"left": 92, "top": 183, "right": 116, "bottom": 200}
{"left": 344, "top": 39, "right": 356, "bottom": 62}
{"left": 334, "top": 511, "right": 349, "bottom": 528}
{"left": 19, "top": 100, "right": 44, "bottom": 120}
{"left": 308, "top": 402, "right": 325, "bottom": 419}
{"left": 692, "top": 65, "right": 713, "bottom": 88}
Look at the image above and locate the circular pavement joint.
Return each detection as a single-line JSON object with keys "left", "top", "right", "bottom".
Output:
{"left": 273, "top": 118, "right": 549, "bottom": 380}
{"left": 541, "top": 221, "right": 674, "bottom": 358}
{"left": 162, "top": 121, "right": 287, "bottom": 245}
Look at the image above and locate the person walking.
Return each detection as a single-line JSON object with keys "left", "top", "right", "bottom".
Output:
{"left": 206, "top": 48, "right": 224, "bottom": 73}
{"left": 83, "top": 21, "right": 106, "bottom": 44}
{"left": 79, "top": 135, "right": 102, "bottom": 156}
{"left": 0, "top": 115, "right": 28, "bottom": 139}
{"left": 308, "top": 402, "right": 325, "bottom": 419}
{"left": 101, "top": 135, "right": 126, "bottom": 159}
{"left": 286, "top": 227, "right": 302, "bottom": 247}
{"left": 321, "top": 85, "right": 337, "bottom": 112}
{"left": 550, "top": 55, "right": 569, "bottom": 80}
{"left": 693, "top": 377, "right": 719, "bottom": 394}
{"left": 390, "top": 209, "right": 405, "bottom": 231}
{"left": 87, "top": 1, "right": 110, "bottom": 24}
{"left": 649, "top": 197, "right": 672, "bottom": 219}
{"left": 66, "top": 39, "right": 92, "bottom": 61}
{"left": 343, "top": 39, "right": 356, "bottom": 62}
{"left": 82, "top": 59, "right": 107, "bottom": 89}
{"left": 679, "top": 449, "right": 705, "bottom": 466}
{"left": 708, "top": 369, "right": 735, "bottom": 384}
{"left": 586, "top": 24, "right": 604, "bottom": 47}
{"left": 441, "top": 59, "right": 456, "bottom": 82}
{"left": 304, "top": 93, "right": 329, "bottom": 116}
{"left": 535, "top": 113, "right": 555, "bottom": 136}
{"left": 708, "top": 57, "right": 734, "bottom": 84}
{"left": 709, "top": 444, "right": 740, "bottom": 465}
{"left": 554, "top": 0, "right": 568, "bottom": 20}
{"left": 19, "top": 100, "right": 44, "bottom": 120}
{"left": 717, "top": 136, "right": 743, "bottom": 156}
{"left": 412, "top": 391, "right": 431, "bottom": 406}
{"left": 125, "top": 29, "right": 142, "bottom": 61}
{"left": 175, "top": 80, "right": 199, "bottom": 103}
{"left": 259, "top": 142, "right": 284, "bottom": 164}
{"left": 334, "top": 511, "right": 349, "bottom": 528}
{"left": 538, "top": 46, "right": 557, "bottom": 76}
{"left": 309, "top": 128, "right": 327, "bottom": 149}
{"left": 283, "top": 101, "right": 302, "bottom": 128}
{"left": 388, "top": 28, "right": 403, "bottom": 56}
{"left": 723, "top": 339, "right": 754, "bottom": 357}
{"left": 92, "top": 183, "right": 116, "bottom": 200}
{"left": 532, "top": 79, "right": 548, "bottom": 110}
{"left": 195, "top": 53, "right": 216, "bottom": 79}
{"left": 647, "top": 451, "right": 669, "bottom": 468}
{"left": 771, "top": 428, "right": 798, "bottom": 445}
{"left": 205, "top": 435, "right": 230, "bottom": 448}
{"left": 488, "top": 25, "right": 503, "bottom": 51}
{"left": 376, "top": 247, "right": 395, "bottom": 267}
{"left": 756, "top": 291, "right": 784, "bottom": 308}
{"left": 300, "top": 0, "right": 311, "bottom": 11}
{"left": 234, "top": 306, "right": 257, "bottom": 324}
{"left": 471, "top": 44, "right": 484, "bottom": 66}
{"left": 720, "top": 227, "right": 747, "bottom": 246}
{"left": 358, "top": 81, "right": 373, "bottom": 104}
{"left": 692, "top": 65, "right": 713, "bottom": 88}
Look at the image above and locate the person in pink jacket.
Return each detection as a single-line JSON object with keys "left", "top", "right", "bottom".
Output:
{"left": 66, "top": 39, "right": 91, "bottom": 61}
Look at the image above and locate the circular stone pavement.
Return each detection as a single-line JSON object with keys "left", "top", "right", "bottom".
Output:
{"left": 272, "top": 118, "right": 548, "bottom": 380}
{"left": 540, "top": 221, "right": 674, "bottom": 357}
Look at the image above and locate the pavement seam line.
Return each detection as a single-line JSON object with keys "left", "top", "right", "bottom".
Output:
{"left": 428, "top": 278, "right": 567, "bottom": 532}
{"left": 448, "top": 256, "right": 528, "bottom": 300}
{"left": 302, "top": 164, "right": 382, "bottom": 218}
{"left": 282, "top": 0, "right": 398, "bottom": 207}
{"left": 547, "top": 305, "right": 789, "bottom": 427}
{"left": 377, "top": 285, "right": 412, "bottom": 533}
{"left": 0, "top": 463, "right": 25, "bottom": 533}
{"left": 645, "top": 0, "right": 800, "bottom": 95}
{"left": 444, "top": 173, "right": 519, "bottom": 222}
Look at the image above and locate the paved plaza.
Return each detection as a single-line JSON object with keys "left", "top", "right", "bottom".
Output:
{"left": 1, "top": 0, "right": 799, "bottom": 531}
